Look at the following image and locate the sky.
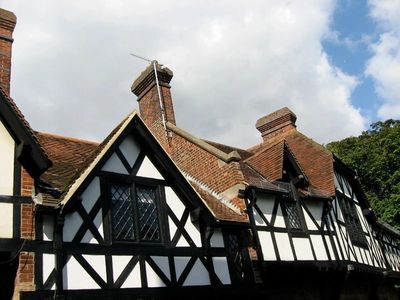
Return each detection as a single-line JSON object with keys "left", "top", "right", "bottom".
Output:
{"left": 1, "top": 0, "right": 399, "bottom": 148}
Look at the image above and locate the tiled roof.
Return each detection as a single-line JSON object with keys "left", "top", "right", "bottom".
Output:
{"left": 190, "top": 181, "right": 248, "bottom": 223}
{"left": 36, "top": 132, "right": 98, "bottom": 206}
{"left": 245, "top": 141, "right": 285, "bottom": 182}
{"left": 248, "top": 128, "right": 335, "bottom": 196}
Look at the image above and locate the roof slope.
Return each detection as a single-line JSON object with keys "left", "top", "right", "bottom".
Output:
{"left": 37, "top": 132, "right": 98, "bottom": 199}
{"left": 248, "top": 128, "right": 335, "bottom": 196}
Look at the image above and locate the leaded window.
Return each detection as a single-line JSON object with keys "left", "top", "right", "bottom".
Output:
{"left": 284, "top": 200, "right": 303, "bottom": 230}
{"left": 110, "top": 183, "right": 162, "bottom": 243}
{"left": 338, "top": 193, "right": 367, "bottom": 247}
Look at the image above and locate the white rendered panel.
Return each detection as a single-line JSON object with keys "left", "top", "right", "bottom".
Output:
{"left": 210, "top": 229, "right": 224, "bottom": 248}
{"left": 136, "top": 156, "right": 164, "bottom": 180}
{"left": 325, "top": 236, "right": 336, "bottom": 260}
{"left": 175, "top": 257, "right": 191, "bottom": 279}
{"left": 303, "top": 208, "right": 317, "bottom": 231}
{"left": 43, "top": 215, "right": 54, "bottom": 241}
{"left": 112, "top": 255, "right": 133, "bottom": 280}
{"left": 121, "top": 264, "right": 141, "bottom": 288}
{"left": 183, "top": 259, "right": 210, "bottom": 286}
{"left": 93, "top": 209, "right": 104, "bottom": 239}
{"left": 102, "top": 152, "right": 129, "bottom": 175}
{"left": 119, "top": 135, "right": 140, "bottom": 169}
{"left": 183, "top": 218, "right": 202, "bottom": 247}
{"left": 63, "top": 211, "right": 83, "bottom": 242}
{"left": 43, "top": 254, "right": 55, "bottom": 286}
{"left": 253, "top": 209, "right": 266, "bottom": 226}
{"left": 293, "top": 238, "right": 314, "bottom": 260}
{"left": 146, "top": 262, "right": 166, "bottom": 287}
{"left": 335, "top": 198, "right": 345, "bottom": 223}
{"left": 304, "top": 201, "right": 323, "bottom": 227}
{"left": 256, "top": 194, "right": 275, "bottom": 224}
{"left": 81, "top": 230, "right": 97, "bottom": 244}
{"left": 63, "top": 256, "right": 99, "bottom": 289}
{"left": 258, "top": 231, "right": 276, "bottom": 260}
{"left": 81, "top": 177, "right": 100, "bottom": 213}
{"left": 275, "top": 232, "right": 294, "bottom": 260}
{"left": 212, "top": 257, "right": 231, "bottom": 284}
{"left": 165, "top": 187, "right": 185, "bottom": 220}
{"left": 176, "top": 235, "right": 191, "bottom": 247}
{"left": 274, "top": 205, "right": 285, "bottom": 228}
{"left": 0, "top": 121, "right": 14, "bottom": 195}
{"left": 310, "top": 235, "right": 329, "bottom": 260}
{"left": 83, "top": 255, "right": 106, "bottom": 282}
{"left": 147, "top": 257, "right": 170, "bottom": 287}
{"left": 0, "top": 203, "right": 13, "bottom": 238}
{"left": 168, "top": 217, "right": 177, "bottom": 242}
{"left": 151, "top": 256, "right": 170, "bottom": 280}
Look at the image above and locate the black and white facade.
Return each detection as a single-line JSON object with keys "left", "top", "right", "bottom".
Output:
{"left": 23, "top": 113, "right": 253, "bottom": 300}
{"left": 246, "top": 152, "right": 400, "bottom": 298}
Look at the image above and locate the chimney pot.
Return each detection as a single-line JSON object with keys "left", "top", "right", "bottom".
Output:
{"left": 256, "top": 107, "right": 297, "bottom": 141}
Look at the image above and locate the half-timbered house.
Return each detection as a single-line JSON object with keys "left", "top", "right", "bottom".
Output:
{"left": 1, "top": 6, "right": 400, "bottom": 300}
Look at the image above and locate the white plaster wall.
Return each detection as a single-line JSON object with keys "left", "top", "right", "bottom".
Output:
{"left": 275, "top": 232, "right": 294, "bottom": 260}
{"left": 256, "top": 195, "right": 275, "bottom": 224}
{"left": 293, "top": 238, "right": 314, "bottom": 260}
{"left": 165, "top": 187, "right": 185, "bottom": 220}
{"left": 81, "top": 177, "right": 100, "bottom": 213}
{"left": 0, "top": 203, "right": 13, "bottom": 238}
{"left": 63, "top": 256, "right": 101, "bottom": 289}
{"left": 42, "top": 215, "right": 54, "bottom": 241}
{"left": 112, "top": 255, "right": 141, "bottom": 288}
{"left": 136, "top": 156, "right": 164, "bottom": 180}
{"left": 210, "top": 229, "right": 224, "bottom": 248}
{"left": 146, "top": 256, "right": 170, "bottom": 287}
{"left": 43, "top": 254, "right": 55, "bottom": 290}
{"left": 182, "top": 259, "right": 210, "bottom": 286}
{"left": 303, "top": 201, "right": 323, "bottom": 228}
{"left": 310, "top": 235, "right": 329, "bottom": 260}
{"left": 212, "top": 257, "right": 231, "bottom": 284}
{"left": 0, "top": 121, "right": 14, "bottom": 195}
{"left": 102, "top": 152, "right": 129, "bottom": 175}
{"left": 258, "top": 231, "right": 276, "bottom": 260}
{"left": 119, "top": 135, "right": 140, "bottom": 168}
{"left": 274, "top": 205, "right": 285, "bottom": 228}
{"left": 63, "top": 211, "right": 83, "bottom": 242}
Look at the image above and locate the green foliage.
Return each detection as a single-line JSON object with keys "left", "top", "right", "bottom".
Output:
{"left": 327, "top": 119, "right": 400, "bottom": 230}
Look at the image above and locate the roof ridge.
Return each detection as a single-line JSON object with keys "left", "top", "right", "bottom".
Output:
{"left": 36, "top": 131, "right": 99, "bottom": 145}
{"left": 166, "top": 122, "right": 241, "bottom": 162}
{"left": 182, "top": 171, "right": 242, "bottom": 214}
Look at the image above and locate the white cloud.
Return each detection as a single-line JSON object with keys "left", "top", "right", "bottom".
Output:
{"left": 366, "top": 0, "right": 400, "bottom": 119}
{"left": 1, "top": 0, "right": 365, "bottom": 147}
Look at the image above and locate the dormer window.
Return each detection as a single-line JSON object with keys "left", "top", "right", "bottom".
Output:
{"left": 109, "top": 181, "right": 165, "bottom": 243}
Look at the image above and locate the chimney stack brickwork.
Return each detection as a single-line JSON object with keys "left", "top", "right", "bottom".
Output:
{"left": 0, "top": 8, "right": 16, "bottom": 95}
{"left": 131, "top": 62, "right": 176, "bottom": 127}
{"left": 256, "top": 107, "right": 297, "bottom": 141}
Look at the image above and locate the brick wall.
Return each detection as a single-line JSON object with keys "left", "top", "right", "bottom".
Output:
{"left": 13, "top": 169, "right": 35, "bottom": 300}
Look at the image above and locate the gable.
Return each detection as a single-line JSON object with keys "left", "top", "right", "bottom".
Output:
{"left": 0, "top": 119, "right": 15, "bottom": 195}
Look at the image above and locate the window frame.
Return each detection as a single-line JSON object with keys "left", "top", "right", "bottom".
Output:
{"left": 100, "top": 173, "right": 170, "bottom": 246}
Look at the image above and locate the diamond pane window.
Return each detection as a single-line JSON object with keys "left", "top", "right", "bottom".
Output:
{"left": 111, "top": 185, "right": 135, "bottom": 240}
{"left": 110, "top": 183, "right": 163, "bottom": 243}
{"left": 136, "top": 185, "right": 160, "bottom": 241}
{"left": 285, "top": 201, "right": 302, "bottom": 230}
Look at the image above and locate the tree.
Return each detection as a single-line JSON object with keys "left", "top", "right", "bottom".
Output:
{"left": 327, "top": 119, "right": 400, "bottom": 230}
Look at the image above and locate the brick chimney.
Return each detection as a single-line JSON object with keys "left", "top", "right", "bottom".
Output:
{"left": 256, "top": 107, "right": 297, "bottom": 141}
{"left": 0, "top": 8, "right": 16, "bottom": 95}
{"left": 131, "top": 61, "right": 176, "bottom": 127}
